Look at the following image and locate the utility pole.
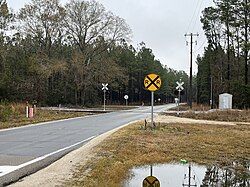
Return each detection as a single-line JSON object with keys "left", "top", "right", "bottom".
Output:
{"left": 185, "top": 33, "right": 199, "bottom": 109}
{"left": 210, "top": 76, "right": 213, "bottom": 109}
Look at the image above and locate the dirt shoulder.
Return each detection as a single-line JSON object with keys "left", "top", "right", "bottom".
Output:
{"left": 11, "top": 115, "right": 249, "bottom": 187}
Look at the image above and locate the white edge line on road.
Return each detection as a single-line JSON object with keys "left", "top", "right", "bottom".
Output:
{"left": 0, "top": 135, "right": 96, "bottom": 177}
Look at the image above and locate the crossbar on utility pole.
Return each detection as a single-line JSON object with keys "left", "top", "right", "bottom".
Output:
{"left": 182, "top": 164, "right": 197, "bottom": 187}
{"left": 185, "top": 33, "right": 199, "bottom": 109}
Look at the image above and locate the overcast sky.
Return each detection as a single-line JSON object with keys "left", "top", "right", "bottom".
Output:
{"left": 7, "top": 0, "right": 214, "bottom": 74}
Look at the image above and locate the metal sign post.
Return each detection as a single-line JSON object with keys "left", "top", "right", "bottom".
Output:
{"left": 151, "top": 92, "right": 154, "bottom": 128}
{"left": 104, "top": 90, "right": 106, "bottom": 111}
{"left": 102, "top": 83, "right": 108, "bottom": 111}
{"left": 124, "top": 95, "right": 129, "bottom": 106}
{"left": 176, "top": 80, "right": 184, "bottom": 116}
{"left": 144, "top": 74, "right": 161, "bottom": 129}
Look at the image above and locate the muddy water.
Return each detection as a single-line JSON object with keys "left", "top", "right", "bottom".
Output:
{"left": 124, "top": 163, "right": 250, "bottom": 187}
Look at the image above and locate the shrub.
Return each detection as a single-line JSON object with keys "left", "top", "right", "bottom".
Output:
{"left": 0, "top": 104, "right": 13, "bottom": 122}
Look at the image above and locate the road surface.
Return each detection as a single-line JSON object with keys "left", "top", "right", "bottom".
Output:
{"left": 0, "top": 104, "right": 175, "bottom": 185}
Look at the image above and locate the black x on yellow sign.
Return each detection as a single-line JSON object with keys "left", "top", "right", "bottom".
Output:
{"left": 143, "top": 176, "right": 160, "bottom": 187}
{"left": 144, "top": 74, "right": 162, "bottom": 92}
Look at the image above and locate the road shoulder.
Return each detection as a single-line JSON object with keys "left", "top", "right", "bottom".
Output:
{"left": 10, "top": 120, "right": 139, "bottom": 187}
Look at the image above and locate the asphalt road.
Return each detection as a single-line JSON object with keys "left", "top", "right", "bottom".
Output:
{"left": 0, "top": 104, "right": 175, "bottom": 185}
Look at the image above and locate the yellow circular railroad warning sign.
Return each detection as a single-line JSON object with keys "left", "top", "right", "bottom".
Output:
{"left": 143, "top": 176, "right": 160, "bottom": 187}
{"left": 144, "top": 74, "right": 162, "bottom": 92}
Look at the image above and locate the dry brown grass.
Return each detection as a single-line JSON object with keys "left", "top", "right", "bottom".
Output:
{"left": 68, "top": 121, "right": 250, "bottom": 187}
{"left": 179, "top": 110, "right": 250, "bottom": 122}
{"left": 171, "top": 103, "right": 211, "bottom": 111}
{"left": 0, "top": 103, "right": 89, "bottom": 129}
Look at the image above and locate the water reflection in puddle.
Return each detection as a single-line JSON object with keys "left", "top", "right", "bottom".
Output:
{"left": 124, "top": 163, "right": 250, "bottom": 187}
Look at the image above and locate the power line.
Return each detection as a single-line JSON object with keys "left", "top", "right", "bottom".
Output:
{"left": 186, "top": 0, "right": 202, "bottom": 32}
{"left": 191, "top": 0, "right": 204, "bottom": 32}
{"left": 186, "top": 0, "right": 204, "bottom": 32}
{"left": 193, "top": 39, "right": 207, "bottom": 53}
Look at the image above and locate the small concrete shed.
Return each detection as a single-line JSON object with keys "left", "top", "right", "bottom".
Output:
{"left": 219, "top": 93, "right": 233, "bottom": 109}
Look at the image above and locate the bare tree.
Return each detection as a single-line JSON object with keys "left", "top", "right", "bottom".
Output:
{"left": 63, "top": 0, "right": 131, "bottom": 60}
{"left": 18, "top": 0, "right": 65, "bottom": 56}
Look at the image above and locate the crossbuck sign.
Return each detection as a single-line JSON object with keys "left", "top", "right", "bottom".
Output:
{"left": 176, "top": 81, "right": 184, "bottom": 91}
{"left": 102, "top": 83, "right": 108, "bottom": 91}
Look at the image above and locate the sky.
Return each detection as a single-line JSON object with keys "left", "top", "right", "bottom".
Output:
{"left": 7, "top": 0, "right": 214, "bottom": 74}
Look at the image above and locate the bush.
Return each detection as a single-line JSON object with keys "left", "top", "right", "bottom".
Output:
{"left": 0, "top": 104, "right": 13, "bottom": 122}
{"left": 0, "top": 101, "right": 26, "bottom": 122}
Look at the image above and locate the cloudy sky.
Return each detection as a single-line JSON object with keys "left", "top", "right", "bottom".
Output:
{"left": 7, "top": 0, "right": 214, "bottom": 73}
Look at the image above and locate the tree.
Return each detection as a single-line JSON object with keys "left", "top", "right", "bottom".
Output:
{"left": 63, "top": 0, "right": 131, "bottom": 60}
{"left": 198, "top": 0, "right": 250, "bottom": 108}
{"left": 18, "top": 0, "right": 65, "bottom": 56}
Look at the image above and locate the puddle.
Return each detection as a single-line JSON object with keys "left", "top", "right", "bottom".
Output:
{"left": 124, "top": 163, "right": 250, "bottom": 187}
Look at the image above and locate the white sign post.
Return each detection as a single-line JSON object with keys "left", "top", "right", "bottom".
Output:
{"left": 102, "top": 83, "right": 108, "bottom": 111}
{"left": 124, "top": 95, "right": 129, "bottom": 106}
{"left": 176, "top": 80, "right": 184, "bottom": 115}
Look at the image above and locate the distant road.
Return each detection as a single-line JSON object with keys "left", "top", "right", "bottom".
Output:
{"left": 0, "top": 104, "right": 175, "bottom": 185}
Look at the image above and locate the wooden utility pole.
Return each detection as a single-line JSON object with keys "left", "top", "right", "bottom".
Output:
{"left": 185, "top": 33, "right": 199, "bottom": 109}
{"left": 244, "top": 0, "right": 249, "bottom": 85}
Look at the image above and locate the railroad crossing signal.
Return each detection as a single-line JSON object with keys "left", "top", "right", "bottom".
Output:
{"left": 143, "top": 176, "right": 160, "bottom": 187}
{"left": 102, "top": 83, "right": 108, "bottom": 91}
{"left": 102, "top": 83, "right": 108, "bottom": 111}
{"left": 144, "top": 74, "right": 162, "bottom": 92}
{"left": 176, "top": 80, "right": 184, "bottom": 116}
{"left": 176, "top": 81, "right": 184, "bottom": 91}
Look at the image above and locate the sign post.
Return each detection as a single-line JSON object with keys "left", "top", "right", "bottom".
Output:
{"left": 176, "top": 79, "right": 184, "bottom": 115}
{"left": 102, "top": 83, "right": 108, "bottom": 111}
{"left": 124, "top": 95, "right": 129, "bottom": 106}
{"left": 144, "top": 74, "right": 161, "bottom": 129}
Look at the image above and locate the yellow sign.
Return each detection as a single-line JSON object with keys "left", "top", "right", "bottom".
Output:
{"left": 143, "top": 176, "right": 160, "bottom": 187}
{"left": 144, "top": 74, "right": 162, "bottom": 92}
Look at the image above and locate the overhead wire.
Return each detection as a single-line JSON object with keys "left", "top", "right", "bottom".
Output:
{"left": 185, "top": 0, "right": 202, "bottom": 33}
{"left": 193, "top": 39, "right": 207, "bottom": 53}
{"left": 191, "top": 0, "right": 204, "bottom": 33}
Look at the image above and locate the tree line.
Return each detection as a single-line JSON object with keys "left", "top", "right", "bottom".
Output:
{"left": 197, "top": 0, "right": 250, "bottom": 108}
{"left": 0, "top": 0, "right": 188, "bottom": 106}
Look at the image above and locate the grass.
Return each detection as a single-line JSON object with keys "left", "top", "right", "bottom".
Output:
{"left": 68, "top": 121, "right": 250, "bottom": 187}
{"left": 177, "top": 110, "right": 250, "bottom": 122}
{"left": 171, "top": 103, "right": 211, "bottom": 111}
{"left": 0, "top": 103, "right": 89, "bottom": 129}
